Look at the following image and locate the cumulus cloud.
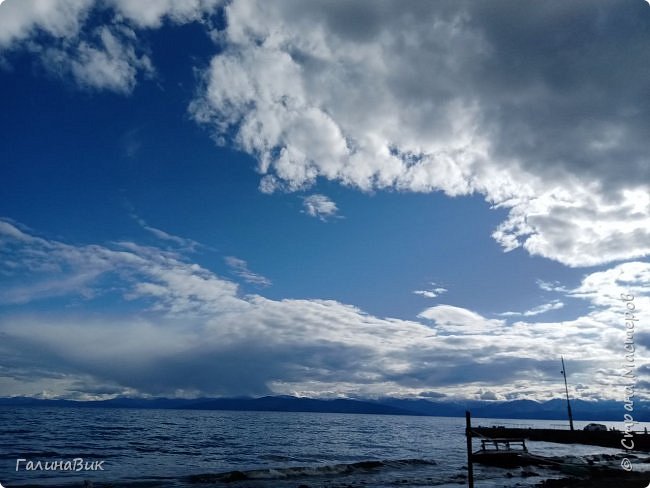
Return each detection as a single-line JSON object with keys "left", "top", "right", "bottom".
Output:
{"left": 41, "top": 25, "right": 154, "bottom": 93}
{"left": 189, "top": 0, "right": 650, "bottom": 267}
{"left": 568, "top": 260, "right": 650, "bottom": 312}
{"left": 0, "top": 0, "right": 219, "bottom": 47}
{"left": 0, "top": 0, "right": 93, "bottom": 48}
{"left": 0, "top": 0, "right": 218, "bottom": 92}
{"left": 418, "top": 305, "right": 506, "bottom": 334}
{"left": 301, "top": 194, "right": 340, "bottom": 221}
{"left": 224, "top": 256, "right": 271, "bottom": 287}
{"left": 107, "top": 0, "right": 221, "bottom": 28}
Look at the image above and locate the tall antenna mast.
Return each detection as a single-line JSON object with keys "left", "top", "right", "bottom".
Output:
{"left": 561, "top": 356, "right": 574, "bottom": 431}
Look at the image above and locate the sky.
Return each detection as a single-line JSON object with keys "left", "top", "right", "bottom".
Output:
{"left": 0, "top": 0, "right": 649, "bottom": 403}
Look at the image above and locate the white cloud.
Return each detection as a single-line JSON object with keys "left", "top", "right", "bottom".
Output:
{"left": 225, "top": 256, "right": 271, "bottom": 287}
{"left": 568, "top": 260, "right": 650, "bottom": 313}
{"left": 0, "top": 220, "right": 243, "bottom": 314}
{"left": 536, "top": 279, "right": 567, "bottom": 293}
{"left": 524, "top": 301, "right": 564, "bottom": 317}
{"left": 41, "top": 25, "right": 154, "bottom": 93}
{"left": 0, "top": 0, "right": 218, "bottom": 93}
{"left": 131, "top": 213, "right": 201, "bottom": 251}
{"left": 301, "top": 194, "right": 340, "bottom": 221}
{"left": 0, "top": 0, "right": 93, "bottom": 47}
{"left": 190, "top": 0, "right": 650, "bottom": 267}
{"left": 418, "top": 305, "right": 506, "bottom": 334}
{"left": 0, "top": 219, "right": 36, "bottom": 242}
{"left": 0, "top": 0, "right": 219, "bottom": 47}
{"left": 107, "top": 0, "right": 221, "bottom": 28}
{"left": 413, "top": 286, "right": 447, "bottom": 299}
{"left": 499, "top": 300, "right": 564, "bottom": 317}
{"left": 492, "top": 188, "right": 650, "bottom": 267}
{"left": 414, "top": 290, "right": 438, "bottom": 298}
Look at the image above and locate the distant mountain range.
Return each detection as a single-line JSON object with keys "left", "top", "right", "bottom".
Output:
{"left": 378, "top": 397, "right": 649, "bottom": 422}
{"left": 0, "top": 395, "right": 646, "bottom": 421}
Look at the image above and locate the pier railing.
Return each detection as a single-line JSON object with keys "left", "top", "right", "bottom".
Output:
{"left": 475, "top": 421, "right": 568, "bottom": 429}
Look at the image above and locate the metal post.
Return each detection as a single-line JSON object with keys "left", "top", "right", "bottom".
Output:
{"left": 465, "top": 410, "right": 474, "bottom": 488}
{"left": 561, "top": 356, "right": 574, "bottom": 431}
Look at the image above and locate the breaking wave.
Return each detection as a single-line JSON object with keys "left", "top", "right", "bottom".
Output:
{"left": 187, "top": 458, "right": 437, "bottom": 483}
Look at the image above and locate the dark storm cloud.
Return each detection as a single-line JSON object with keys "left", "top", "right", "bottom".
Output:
{"left": 469, "top": 0, "right": 650, "bottom": 188}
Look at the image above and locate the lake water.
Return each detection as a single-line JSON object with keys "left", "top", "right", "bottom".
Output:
{"left": 1, "top": 407, "right": 646, "bottom": 487}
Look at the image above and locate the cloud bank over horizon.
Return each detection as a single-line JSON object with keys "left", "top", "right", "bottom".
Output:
{"left": 0, "top": 219, "right": 647, "bottom": 401}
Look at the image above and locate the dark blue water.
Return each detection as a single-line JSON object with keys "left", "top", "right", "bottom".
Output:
{"left": 0, "top": 407, "right": 644, "bottom": 487}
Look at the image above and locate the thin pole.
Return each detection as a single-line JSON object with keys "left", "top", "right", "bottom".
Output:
{"left": 465, "top": 410, "right": 474, "bottom": 488}
{"left": 561, "top": 356, "right": 574, "bottom": 431}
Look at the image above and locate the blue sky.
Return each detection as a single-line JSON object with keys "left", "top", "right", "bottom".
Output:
{"left": 0, "top": 0, "right": 648, "bottom": 402}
